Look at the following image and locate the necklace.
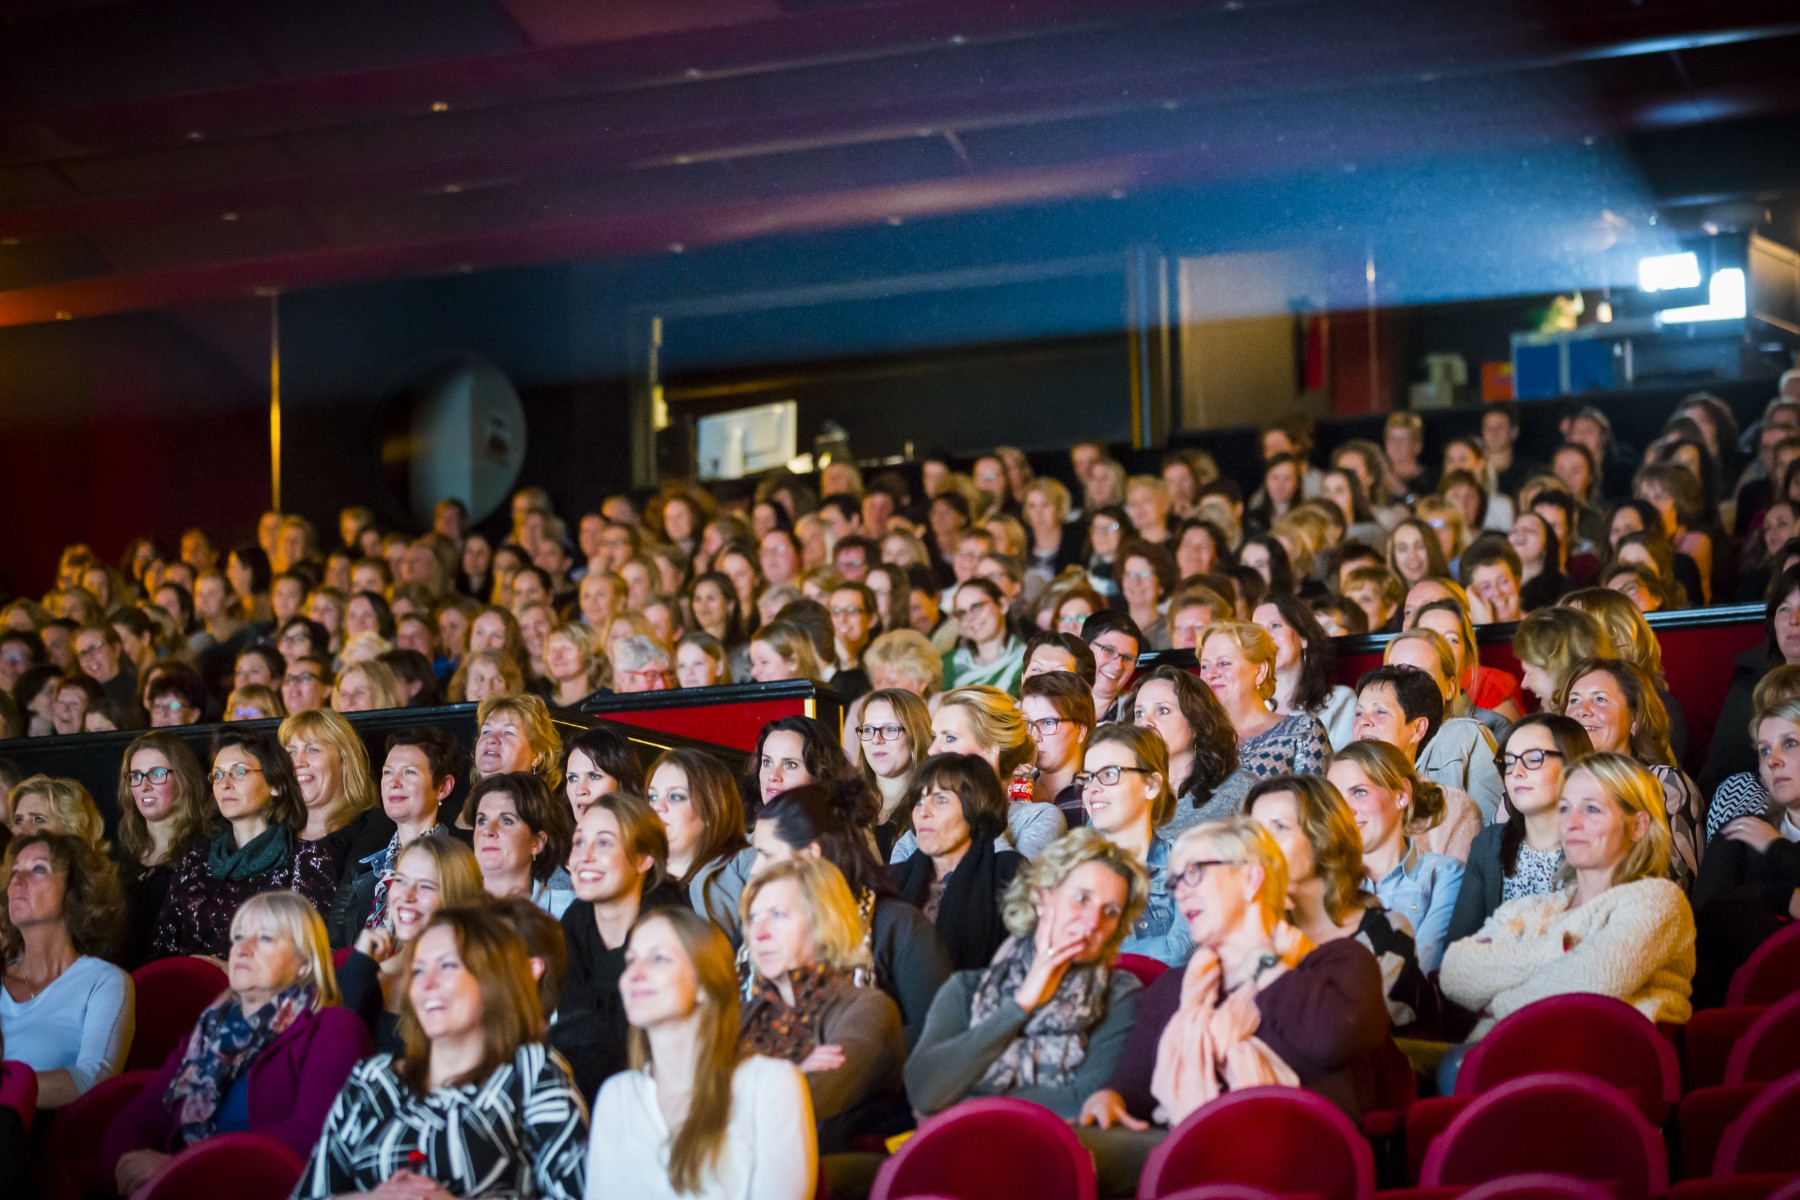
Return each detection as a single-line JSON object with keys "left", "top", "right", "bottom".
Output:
{"left": 7, "top": 957, "right": 71, "bottom": 1001}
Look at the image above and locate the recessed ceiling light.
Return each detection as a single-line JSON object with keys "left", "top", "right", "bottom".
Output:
{"left": 669, "top": 243, "right": 685, "bottom": 254}
{"left": 221, "top": 212, "right": 239, "bottom": 222}
{"left": 430, "top": 101, "right": 449, "bottom": 113}
{"left": 442, "top": 183, "right": 464, "bottom": 194}
{"left": 185, "top": 130, "right": 204, "bottom": 141}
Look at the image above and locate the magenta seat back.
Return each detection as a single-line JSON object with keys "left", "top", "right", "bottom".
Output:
{"left": 0, "top": 1059, "right": 39, "bottom": 1135}
{"left": 1139, "top": 1086, "right": 1375, "bottom": 1200}
{"left": 1422, "top": 1073, "right": 1667, "bottom": 1200}
{"left": 1156, "top": 1186, "right": 1288, "bottom": 1200}
{"left": 1457, "top": 995, "right": 1679, "bottom": 1118}
{"left": 1729, "top": 923, "right": 1800, "bottom": 1007}
{"left": 140, "top": 1132, "right": 304, "bottom": 1200}
{"left": 1458, "top": 1173, "right": 1617, "bottom": 1200}
{"left": 871, "top": 1098, "right": 1096, "bottom": 1200}
{"left": 1115, "top": 954, "right": 1170, "bottom": 989}
{"left": 1717, "top": 1071, "right": 1800, "bottom": 1176}
{"left": 128, "top": 956, "right": 227, "bottom": 1073}
{"left": 1727, "top": 992, "right": 1800, "bottom": 1085}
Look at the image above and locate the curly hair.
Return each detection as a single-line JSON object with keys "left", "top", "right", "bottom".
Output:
{"left": 0, "top": 832, "right": 123, "bottom": 961}
{"left": 1000, "top": 827, "right": 1150, "bottom": 962}
{"left": 1124, "top": 666, "right": 1236, "bottom": 799}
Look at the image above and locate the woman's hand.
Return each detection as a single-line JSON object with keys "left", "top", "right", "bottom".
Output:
{"left": 355, "top": 926, "right": 395, "bottom": 962}
{"left": 1723, "top": 817, "right": 1781, "bottom": 854}
{"left": 797, "top": 1044, "right": 846, "bottom": 1074}
{"left": 1015, "top": 926, "right": 1086, "bottom": 1013}
{"left": 1077, "top": 1088, "right": 1148, "bottom": 1131}
{"left": 115, "top": 1149, "right": 170, "bottom": 1195}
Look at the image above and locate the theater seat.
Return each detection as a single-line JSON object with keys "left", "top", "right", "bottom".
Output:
{"left": 47, "top": 1069, "right": 156, "bottom": 1195}
{"left": 1452, "top": 995, "right": 1680, "bottom": 1122}
{"left": 1419, "top": 1073, "right": 1667, "bottom": 1200}
{"left": 137, "top": 1132, "right": 305, "bottom": 1200}
{"left": 1668, "top": 1176, "right": 1800, "bottom": 1200}
{"left": 1680, "top": 1085, "right": 1767, "bottom": 1181}
{"left": 1115, "top": 954, "right": 1170, "bottom": 988}
{"left": 1155, "top": 1186, "right": 1287, "bottom": 1200}
{"left": 127, "top": 957, "right": 226, "bottom": 1073}
{"left": 869, "top": 1098, "right": 1096, "bottom": 1200}
{"left": 1726, "top": 994, "right": 1800, "bottom": 1086}
{"left": 1728, "top": 925, "right": 1800, "bottom": 1007}
{"left": 0, "top": 1060, "right": 38, "bottom": 1136}
{"left": 1457, "top": 1172, "right": 1622, "bottom": 1200}
{"left": 1688, "top": 1009, "right": 1768, "bottom": 1091}
{"left": 1717, "top": 1073, "right": 1800, "bottom": 1176}
{"left": 1137, "top": 1085, "right": 1375, "bottom": 1200}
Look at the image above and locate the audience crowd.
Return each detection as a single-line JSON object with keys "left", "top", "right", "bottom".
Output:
{"left": 4, "top": 380, "right": 1800, "bottom": 1199}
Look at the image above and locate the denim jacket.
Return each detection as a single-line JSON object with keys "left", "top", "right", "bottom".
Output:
{"left": 1118, "top": 835, "right": 1194, "bottom": 968}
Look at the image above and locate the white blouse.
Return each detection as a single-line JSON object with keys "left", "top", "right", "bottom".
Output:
{"left": 586, "top": 1055, "right": 816, "bottom": 1200}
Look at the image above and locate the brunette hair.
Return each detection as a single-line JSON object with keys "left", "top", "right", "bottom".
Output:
{"left": 561, "top": 725, "right": 646, "bottom": 801}
{"left": 746, "top": 715, "right": 856, "bottom": 819}
{"left": 0, "top": 832, "right": 123, "bottom": 961}
{"left": 465, "top": 771, "right": 573, "bottom": 884}
{"left": 912, "top": 752, "right": 1010, "bottom": 845}
{"left": 115, "top": 732, "right": 211, "bottom": 865}
{"left": 1086, "top": 723, "right": 1175, "bottom": 827}
{"left": 1494, "top": 714, "right": 1593, "bottom": 875}
{"left": 1557, "top": 657, "right": 1676, "bottom": 767}
{"left": 396, "top": 907, "right": 544, "bottom": 1095}
{"left": 211, "top": 729, "right": 308, "bottom": 833}
{"left": 649, "top": 748, "right": 749, "bottom": 884}
{"left": 1124, "top": 665, "right": 1237, "bottom": 799}
{"left": 1253, "top": 592, "right": 1339, "bottom": 714}
{"left": 851, "top": 688, "right": 933, "bottom": 803}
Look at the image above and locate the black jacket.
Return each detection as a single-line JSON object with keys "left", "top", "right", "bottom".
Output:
{"left": 891, "top": 837, "right": 1021, "bottom": 972}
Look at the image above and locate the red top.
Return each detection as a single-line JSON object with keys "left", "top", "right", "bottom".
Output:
{"left": 1467, "top": 664, "right": 1523, "bottom": 714}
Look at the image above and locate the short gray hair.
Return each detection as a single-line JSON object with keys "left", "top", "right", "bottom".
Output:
{"left": 613, "top": 635, "right": 672, "bottom": 673}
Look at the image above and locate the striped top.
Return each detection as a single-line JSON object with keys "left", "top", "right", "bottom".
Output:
{"left": 295, "top": 1043, "right": 588, "bottom": 1199}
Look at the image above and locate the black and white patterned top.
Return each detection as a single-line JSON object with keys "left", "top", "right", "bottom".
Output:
{"left": 294, "top": 1043, "right": 588, "bottom": 1200}
{"left": 1709, "top": 772, "right": 1768, "bottom": 842}
{"left": 1502, "top": 844, "right": 1564, "bottom": 905}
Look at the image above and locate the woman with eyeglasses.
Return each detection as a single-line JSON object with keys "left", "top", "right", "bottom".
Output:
{"left": 849, "top": 688, "right": 934, "bottom": 859}
{"left": 1022, "top": 671, "right": 1097, "bottom": 827}
{"left": 113, "top": 732, "right": 213, "bottom": 967}
{"left": 152, "top": 731, "right": 339, "bottom": 958}
{"left": 941, "top": 578, "right": 1026, "bottom": 694}
{"left": 1446, "top": 715, "right": 1594, "bottom": 944}
{"left": 1076, "top": 817, "right": 1391, "bottom": 1193}
{"left": 1078, "top": 725, "right": 1193, "bottom": 966}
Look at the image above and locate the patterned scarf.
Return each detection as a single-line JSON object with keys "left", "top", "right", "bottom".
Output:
{"left": 165, "top": 983, "right": 315, "bottom": 1144}
{"left": 364, "top": 825, "right": 443, "bottom": 932}
{"left": 969, "top": 936, "right": 1111, "bottom": 1091}
{"left": 739, "top": 965, "right": 848, "bottom": 1061}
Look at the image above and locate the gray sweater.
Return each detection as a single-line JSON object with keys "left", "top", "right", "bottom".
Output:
{"left": 904, "top": 967, "right": 1141, "bottom": 1118}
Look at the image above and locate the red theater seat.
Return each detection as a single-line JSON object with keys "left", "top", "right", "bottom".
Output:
{"left": 1137, "top": 1086, "right": 1375, "bottom": 1200}
{"left": 0, "top": 1060, "right": 38, "bottom": 1135}
{"left": 137, "top": 1132, "right": 305, "bottom": 1200}
{"left": 1717, "top": 1073, "right": 1800, "bottom": 1176}
{"left": 870, "top": 1098, "right": 1096, "bottom": 1200}
{"left": 1419, "top": 1073, "right": 1667, "bottom": 1200}
{"left": 1689, "top": 1009, "right": 1769, "bottom": 1091}
{"left": 1730, "top": 925, "right": 1800, "bottom": 1008}
{"left": 1115, "top": 954, "right": 1171, "bottom": 989}
{"left": 1725, "top": 993, "right": 1800, "bottom": 1086}
{"left": 127, "top": 956, "right": 226, "bottom": 1073}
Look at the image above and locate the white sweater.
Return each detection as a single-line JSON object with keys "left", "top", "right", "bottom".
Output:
{"left": 1439, "top": 878, "right": 1695, "bottom": 1039}
{"left": 586, "top": 1056, "right": 815, "bottom": 1200}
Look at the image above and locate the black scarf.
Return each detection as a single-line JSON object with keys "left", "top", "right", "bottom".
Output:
{"left": 892, "top": 835, "right": 1017, "bottom": 972}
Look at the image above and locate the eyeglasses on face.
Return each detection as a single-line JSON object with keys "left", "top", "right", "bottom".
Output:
{"left": 856, "top": 723, "right": 905, "bottom": 743}
{"left": 210, "top": 764, "right": 264, "bottom": 783}
{"left": 1074, "top": 765, "right": 1151, "bottom": 788}
{"left": 128, "top": 767, "right": 172, "bottom": 786}
{"left": 1496, "top": 748, "right": 1565, "bottom": 772}
{"left": 1027, "top": 716, "right": 1071, "bottom": 736}
{"left": 1170, "top": 859, "right": 1236, "bottom": 889}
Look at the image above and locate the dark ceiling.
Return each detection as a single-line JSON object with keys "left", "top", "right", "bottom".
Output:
{"left": 2, "top": 0, "right": 1799, "bottom": 327}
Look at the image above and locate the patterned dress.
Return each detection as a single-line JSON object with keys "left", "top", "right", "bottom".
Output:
{"left": 294, "top": 1044, "right": 587, "bottom": 1200}
{"left": 150, "top": 837, "right": 339, "bottom": 958}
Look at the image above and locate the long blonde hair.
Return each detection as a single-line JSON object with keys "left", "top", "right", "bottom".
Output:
{"left": 628, "top": 908, "right": 743, "bottom": 1195}
{"left": 739, "top": 857, "right": 870, "bottom": 973}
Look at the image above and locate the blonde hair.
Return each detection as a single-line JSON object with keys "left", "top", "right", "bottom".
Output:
{"left": 739, "top": 857, "right": 870, "bottom": 974}
{"left": 1384, "top": 628, "right": 1457, "bottom": 686}
{"left": 278, "top": 708, "right": 379, "bottom": 817}
{"left": 1563, "top": 587, "right": 1664, "bottom": 687}
{"left": 1173, "top": 817, "right": 1289, "bottom": 930}
{"left": 232, "top": 891, "right": 341, "bottom": 1010}
{"left": 1002, "top": 828, "right": 1150, "bottom": 961}
{"left": 9, "top": 775, "right": 105, "bottom": 851}
{"left": 546, "top": 622, "right": 605, "bottom": 691}
{"left": 750, "top": 620, "right": 821, "bottom": 683}
{"left": 1198, "top": 621, "right": 1278, "bottom": 704}
{"left": 447, "top": 649, "right": 524, "bottom": 702}
{"left": 1513, "top": 608, "right": 1615, "bottom": 707}
{"left": 862, "top": 629, "right": 944, "bottom": 696}
{"left": 1022, "top": 477, "right": 1072, "bottom": 524}
{"left": 1415, "top": 495, "right": 1468, "bottom": 557}
{"left": 474, "top": 693, "right": 564, "bottom": 790}
{"left": 397, "top": 833, "right": 486, "bottom": 917}
{"left": 1332, "top": 739, "right": 1446, "bottom": 837}
{"left": 1751, "top": 669, "right": 1800, "bottom": 735}
{"left": 1560, "top": 752, "right": 1672, "bottom": 887}
{"left": 938, "top": 685, "right": 1035, "bottom": 776}
{"left": 332, "top": 659, "right": 405, "bottom": 712}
